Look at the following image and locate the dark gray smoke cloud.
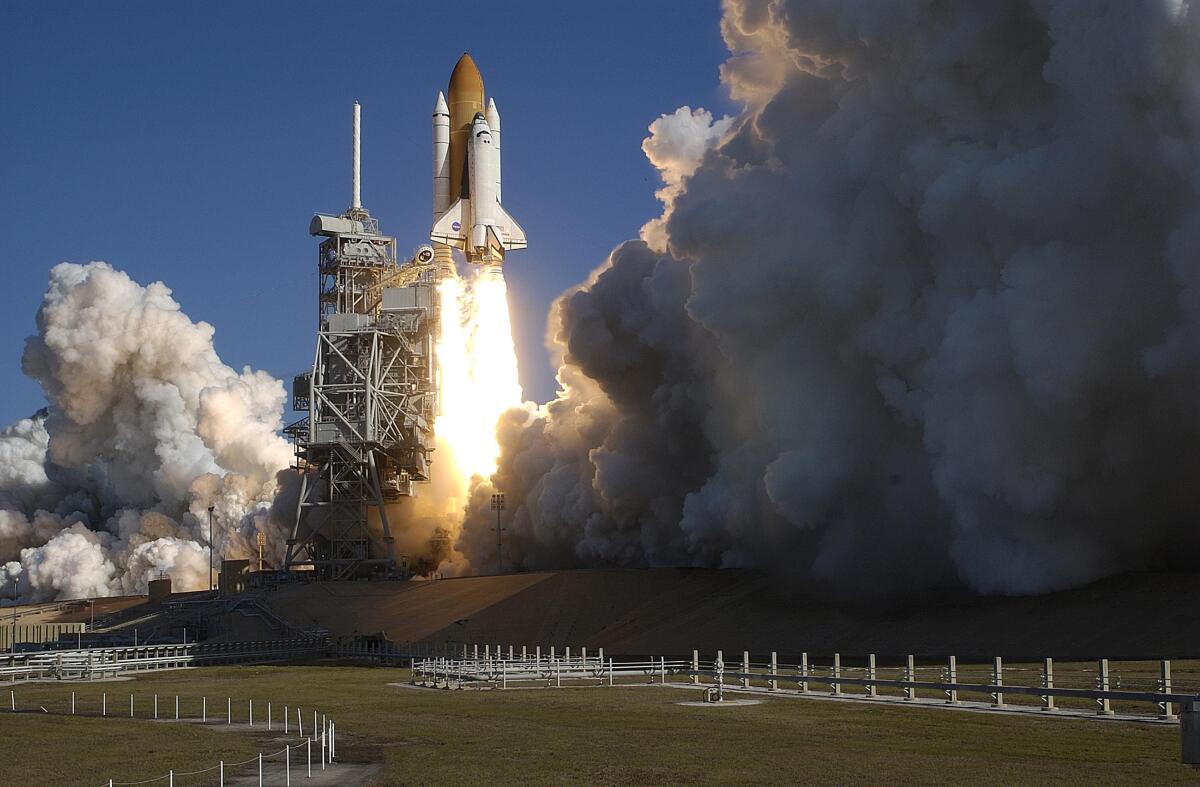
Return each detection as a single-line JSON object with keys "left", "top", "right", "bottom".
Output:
{"left": 461, "top": 0, "right": 1200, "bottom": 595}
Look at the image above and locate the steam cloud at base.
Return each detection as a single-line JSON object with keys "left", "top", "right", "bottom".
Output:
{"left": 459, "top": 1, "right": 1200, "bottom": 596}
{"left": 0, "top": 262, "right": 294, "bottom": 602}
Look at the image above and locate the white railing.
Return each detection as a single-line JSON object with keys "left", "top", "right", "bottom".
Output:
{"left": 411, "top": 644, "right": 1200, "bottom": 722}
{"left": 412, "top": 654, "right": 687, "bottom": 689}
{"left": 4, "top": 687, "right": 338, "bottom": 785}
{"left": 0, "top": 637, "right": 326, "bottom": 682}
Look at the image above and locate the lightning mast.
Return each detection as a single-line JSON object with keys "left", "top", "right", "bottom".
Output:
{"left": 284, "top": 103, "right": 439, "bottom": 580}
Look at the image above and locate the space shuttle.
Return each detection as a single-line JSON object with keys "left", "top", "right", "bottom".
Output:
{"left": 430, "top": 54, "right": 526, "bottom": 269}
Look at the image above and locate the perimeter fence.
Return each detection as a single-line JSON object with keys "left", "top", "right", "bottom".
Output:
{"left": 411, "top": 643, "right": 1200, "bottom": 723}
{"left": 4, "top": 686, "right": 337, "bottom": 786}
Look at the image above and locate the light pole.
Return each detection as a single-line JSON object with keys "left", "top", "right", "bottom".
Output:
{"left": 10, "top": 574, "right": 17, "bottom": 654}
{"left": 490, "top": 492, "right": 506, "bottom": 575}
{"left": 207, "top": 505, "right": 215, "bottom": 592}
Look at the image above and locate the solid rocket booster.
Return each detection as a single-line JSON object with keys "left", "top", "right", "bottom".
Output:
{"left": 431, "top": 53, "right": 526, "bottom": 266}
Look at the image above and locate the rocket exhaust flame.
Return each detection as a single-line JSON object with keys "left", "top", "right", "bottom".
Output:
{"left": 434, "top": 269, "right": 523, "bottom": 486}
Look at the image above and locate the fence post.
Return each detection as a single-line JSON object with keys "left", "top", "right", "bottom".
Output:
{"left": 227, "top": 697, "right": 231, "bottom": 725}
{"left": 608, "top": 658, "right": 614, "bottom": 687}
{"left": 1042, "top": 658, "right": 1055, "bottom": 711}
{"left": 905, "top": 655, "right": 915, "bottom": 701}
{"left": 536, "top": 645, "right": 541, "bottom": 668}
{"left": 769, "top": 652, "right": 778, "bottom": 691}
{"left": 946, "top": 656, "right": 958, "bottom": 705}
{"left": 169, "top": 769, "right": 173, "bottom": 787}
{"left": 521, "top": 645, "right": 527, "bottom": 660}
{"left": 297, "top": 707, "right": 303, "bottom": 737}
{"left": 175, "top": 695, "right": 178, "bottom": 720}
{"left": 867, "top": 654, "right": 877, "bottom": 698}
{"left": 1161, "top": 660, "right": 1177, "bottom": 721}
{"left": 1097, "top": 659, "right": 1114, "bottom": 716}
{"left": 307, "top": 737, "right": 312, "bottom": 778}
{"left": 800, "top": 652, "right": 809, "bottom": 694}
{"left": 102, "top": 691, "right": 106, "bottom": 716}
{"left": 321, "top": 726, "right": 326, "bottom": 771}
{"left": 660, "top": 656, "right": 666, "bottom": 685}
{"left": 598, "top": 647, "right": 604, "bottom": 666}
{"left": 268, "top": 701, "right": 272, "bottom": 731}
{"left": 286, "top": 745, "right": 291, "bottom": 786}
{"left": 153, "top": 693, "right": 158, "bottom": 719}
{"left": 832, "top": 653, "right": 842, "bottom": 696}
{"left": 691, "top": 650, "right": 699, "bottom": 685}
{"left": 249, "top": 698, "right": 253, "bottom": 727}
{"left": 258, "top": 751, "right": 263, "bottom": 786}
{"left": 509, "top": 645, "right": 514, "bottom": 660}
{"left": 219, "top": 761, "right": 223, "bottom": 787}
{"left": 71, "top": 691, "right": 75, "bottom": 715}
{"left": 284, "top": 705, "right": 289, "bottom": 734}
{"left": 203, "top": 696, "right": 206, "bottom": 722}
{"left": 741, "top": 651, "right": 750, "bottom": 689}
{"left": 992, "top": 656, "right": 1005, "bottom": 708}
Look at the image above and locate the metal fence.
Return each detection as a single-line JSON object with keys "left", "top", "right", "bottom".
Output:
{"left": 411, "top": 644, "right": 1200, "bottom": 722}
{"left": 5, "top": 687, "right": 338, "bottom": 785}
{"left": 0, "top": 637, "right": 327, "bottom": 682}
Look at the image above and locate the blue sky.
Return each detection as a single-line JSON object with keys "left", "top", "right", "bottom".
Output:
{"left": 0, "top": 1, "right": 731, "bottom": 426}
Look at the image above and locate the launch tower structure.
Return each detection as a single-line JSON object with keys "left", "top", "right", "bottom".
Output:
{"left": 284, "top": 103, "right": 439, "bottom": 580}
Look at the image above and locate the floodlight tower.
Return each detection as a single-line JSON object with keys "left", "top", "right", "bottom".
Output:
{"left": 284, "top": 103, "right": 439, "bottom": 580}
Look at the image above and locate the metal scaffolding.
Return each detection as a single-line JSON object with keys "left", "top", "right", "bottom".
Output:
{"left": 283, "top": 169, "right": 439, "bottom": 578}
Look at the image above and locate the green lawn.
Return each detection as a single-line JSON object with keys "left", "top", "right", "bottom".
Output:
{"left": 0, "top": 664, "right": 1194, "bottom": 785}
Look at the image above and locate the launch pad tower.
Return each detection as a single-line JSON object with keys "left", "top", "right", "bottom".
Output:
{"left": 284, "top": 103, "right": 439, "bottom": 580}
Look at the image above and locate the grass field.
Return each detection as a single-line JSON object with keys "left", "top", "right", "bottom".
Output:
{"left": 0, "top": 663, "right": 1194, "bottom": 785}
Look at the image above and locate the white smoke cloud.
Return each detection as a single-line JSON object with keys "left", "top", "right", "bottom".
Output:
{"left": 640, "top": 107, "right": 734, "bottom": 251}
{"left": 1, "top": 262, "right": 293, "bottom": 602}
{"left": 460, "top": 1, "right": 1200, "bottom": 596}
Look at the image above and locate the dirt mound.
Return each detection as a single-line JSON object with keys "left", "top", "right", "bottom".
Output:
{"left": 258, "top": 568, "right": 1200, "bottom": 661}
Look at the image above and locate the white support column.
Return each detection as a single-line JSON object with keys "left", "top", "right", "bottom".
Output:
{"left": 904, "top": 655, "right": 916, "bottom": 701}
{"left": 691, "top": 650, "right": 699, "bottom": 685}
{"left": 832, "top": 653, "right": 842, "bottom": 696}
{"left": 307, "top": 738, "right": 312, "bottom": 778}
{"left": 769, "top": 652, "right": 778, "bottom": 691}
{"left": 1161, "top": 660, "right": 1177, "bottom": 720}
{"left": 284, "top": 705, "right": 289, "bottom": 734}
{"left": 946, "top": 656, "right": 959, "bottom": 705}
{"left": 202, "top": 696, "right": 206, "bottom": 722}
{"left": 286, "top": 745, "right": 291, "bottom": 787}
{"left": 249, "top": 698, "right": 253, "bottom": 727}
{"left": 867, "top": 654, "right": 877, "bottom": 698}
{"left": 992, "top": 656, "right": 1005, "bottom": 708}
{"left": 1043, "top": 658, "right": 1056, "bottom": 711}
{"left": 227, "top": 697, "right": 231, "bottom": 725}
{"left": 741, "top": 651, "right": 750, "bottom": 689}
{"left": 1097, "top": 659, "right": 1114, "bottom": 716}
{"left": 799, "top": 652, "right": 809, "bottom": 693}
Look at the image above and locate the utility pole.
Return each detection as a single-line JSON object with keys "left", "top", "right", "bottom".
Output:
{"left": 490, "top": 492, "right": 506, "bottom": 575}
{"left": 207, "top": 505, "right": 215, "bottom": 592}
{"left": 10, "top": 574, "right": 17, "bottom": 654}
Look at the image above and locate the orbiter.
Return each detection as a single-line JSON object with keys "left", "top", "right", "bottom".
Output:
{"left": 430, "top": 54, "right": 526, "bottom": 270}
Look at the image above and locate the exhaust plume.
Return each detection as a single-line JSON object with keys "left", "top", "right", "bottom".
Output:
{"left": 461, "top": 0, "right": 1200, "bottom": 595}
{"left": 1, "top": 262, "right": 292, "bottom": 601}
